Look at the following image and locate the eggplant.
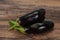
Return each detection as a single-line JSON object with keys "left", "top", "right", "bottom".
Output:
{"left": 25, "top": 21, "right": 54, "bottom": 34}
{"left": 19, "top": 8, "right": 45, "bottom": 28}
{"left": 18, "top": 8, "right": 54, "bottom": 34}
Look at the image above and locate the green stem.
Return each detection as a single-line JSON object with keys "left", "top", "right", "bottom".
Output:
{"left": 8, "top": 18, "right": 19, "bottom": 30}
{"left": 15, "top": 27, "right": 26, "bottom": 34}
{"left": 8, "top": 25, "right": 16, "bottom": 30}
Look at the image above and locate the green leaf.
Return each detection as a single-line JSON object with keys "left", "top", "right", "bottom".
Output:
{"left": 9, "top": 20, "right": 16, "bottom": 27}
{"left": 8, "top": 20, "right": 17, "bottom": 30}
{"left": 15, "top": 26, "right": 26, "bottom": 34}
{"left": 8, "top": 24, "right": 16, "bottom": 30}
{"left": 8, "top": 18, "right": 26, "bottom": 34}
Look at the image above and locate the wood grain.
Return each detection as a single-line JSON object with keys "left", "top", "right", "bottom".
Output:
{"left": 0, "top": 0, "right": 60, "bottom": 40}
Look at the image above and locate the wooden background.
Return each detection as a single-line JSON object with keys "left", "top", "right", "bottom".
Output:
{"left": 0, "top": 0, "right": 60, "bottom": 40}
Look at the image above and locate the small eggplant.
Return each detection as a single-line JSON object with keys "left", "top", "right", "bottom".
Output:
{"left": 19, "top": 8, "right": 45, "bottom": 28}
{"left": 25, "top": 21, "right": 54, "bottom": 34}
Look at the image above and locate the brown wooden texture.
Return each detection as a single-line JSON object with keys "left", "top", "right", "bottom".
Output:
{"left": 0, "top": 0, "right": 60, "bottom": 40}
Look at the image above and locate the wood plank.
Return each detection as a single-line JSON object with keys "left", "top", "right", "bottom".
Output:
{"left": 0, "top": 0, "right": 60, "bottom": 40}
{"left": 0, "top": 21, "right": 8, "bottom": 26}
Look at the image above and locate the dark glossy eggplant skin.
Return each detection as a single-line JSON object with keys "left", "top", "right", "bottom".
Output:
{"left": 18, "top": 8, "right": 54, "bottom": 34}
{"left": 19, "top": 8, "right": 45, "bottom": 28}
{"left": 25, "top": 21, "right": 54, "bottom": 34}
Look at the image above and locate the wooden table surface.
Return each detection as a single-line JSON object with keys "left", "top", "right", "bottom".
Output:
{"left": 0, "top": 0, "right": 60, "bottom": 40}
